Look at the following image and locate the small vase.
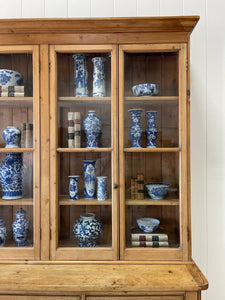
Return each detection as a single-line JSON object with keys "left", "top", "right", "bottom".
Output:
{"left": 0, "top": 219, "right": 7, "bottom": 247}
{"left": 0, "top": 153, "right": 23, "bottom": 200}
{"left": 12, "top": 208, "right": 29, "bottom": 247}
{"left": 72, "top": 54, "right": 89, "bottom": 97}
{"left": 97, "top": 176, "right": 107, "bottom": 201}
{"left": 145, "top": 111, "right": 158, "bottom": 148}
{"left": 128, "top": 108, "right": 143, "bottom": 148}
{"left": 83, "top": 110, "right": 101, "bottom": 148}
{"left": 69, "top": 175, "right": 80, "bottom": 201}
{"left": 92, "top": 57, "right": 107, "bottom": 97}
{"left": 73, "top": 212, "right": 102, "bottom": 247}
{"left": 3, "top": 126, "right": 21, "bottom": 148}
{"left": 84, "top": 160, "right": 96, "bottom": 199}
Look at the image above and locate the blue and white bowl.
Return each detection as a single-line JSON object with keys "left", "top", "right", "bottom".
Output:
{"left": 145, "top": 182, "right": 170, "bottom": 200}
{"left": 137, "top": 217, "right": 160, "bottom": 233}
{"left": 132, "top": 83, "right": 159, "bottom": 96}
{"left": 0, "top": 69, "right": 23, "bottom": 86}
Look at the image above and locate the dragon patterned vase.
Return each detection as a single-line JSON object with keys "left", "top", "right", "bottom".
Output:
{"left": 12, "top": 208, "right": 29, "bottom": 247}
{"left": 128, "top": 108, "right": 143, "bottom": 148}
{"left": 69, "top": 175, "right": 80, "bottom": 201}
{"left": 73, "top": 212, "right": 102, "bottom": 247}
{"left": 92, "top": 57, "right": 107, "bottom": 97}
{"left": 84, "top": 160, "right": 96, "bottom": 199}
{"left": 83, "top": 110, "right": 101, "bottom": 148}
{"left": 3, "top": 126, "right": 21, "bottom": 148}
{"left": 145, "top": 111, "right": 158, "bottom": 148}
{"left": 97, "top": 176, "right": 107, "bottom": 201}
{"left": 72, "top": 54, "right": 89, "bottom": 97}
{"left": 0, "top": 219, "right": 7, "bottom": 247}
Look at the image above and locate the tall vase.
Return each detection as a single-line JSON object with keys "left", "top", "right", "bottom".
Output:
{"left": 128, "top": 108, "right": 143, "bottom": 148}
{"left": 0, "top": 153, "right": 23, "bottom": 199}
{"left": 97, "top": 176, "right": 107, "bottom": 201}
{"left": 12, "top": 208, "right": 29, "bottom": 247}
{"left": 92, "top": 57, "right": 107, "bottom": 97}
{"left": 83, "top": 110, "right": 101, "bottom": 148}
{"left": 3, "top": 126, "right": 21, "bottom": 148}
{"left": 0, "top": 219, "right": 7, "bottom": 247}
{"left": 72, "top": 54, "right": 88, "bottom": 97}
{"left": 145, "top": 111, "right": 158, "bottom": 148}
{"left": 84, "top": 160, "right": 96, "bottom": 199}
{"left": 69, "top": 175, "right": 80, "bottom": 201}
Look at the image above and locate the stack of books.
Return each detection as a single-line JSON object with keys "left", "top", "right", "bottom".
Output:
{"left": 131, "top": 173, "right": 144, "bottom": 200}
{"left": 21, "top": 123, "right": 33, "bottom": 148}
{"left": 68, "top": 112, "right": 81, "bottom": 148}
{"left": 131, "top": 232, "right": 169, "bottom": 247}
{"left": 0, "top": 86, "right": 24, "bottom": 97}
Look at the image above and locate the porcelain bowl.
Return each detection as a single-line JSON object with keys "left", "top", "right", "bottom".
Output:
{"left": 0, "top": 69, "right": 23, "bottom": 86}
{"left": 137, "top": 217, "right": 160, "bottom": 233}
{"left": 132, "top": 83, "right": 159, "bottom": 96}
{"left": 145, "top": 182, "right": 170, "bottom": 200}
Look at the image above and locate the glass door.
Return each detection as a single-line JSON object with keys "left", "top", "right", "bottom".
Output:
{"left": 0, "top": 46, "right": 40, "bottom": 260}
{"left": 50, "top": 45, "right": 118, "bottom": 260}
{"left": 119, "top": 44, "right": 188, "bottom": 260}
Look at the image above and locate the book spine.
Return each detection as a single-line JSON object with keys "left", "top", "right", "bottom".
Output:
{"left": 0, "top": 86, "right": 24, "bottom": 92}
{"left": 21, "top": 123, "right": 26, "bottom": 148}
{"left": 131, "top": 233, "right": 168, "bottom": 241}
{"left": 25, "top": 123, "right": 33, "bottom": 148}
{"left": 74, "top": 112, "right": 81, "bottom": 148}
{"left": 132, "top": 241, "right": 169, "bottom": 247}
{"left": 134, "top": 179, "right": 138, "bottom": 199}
{"left": 0, "top": 91, "right": 25, "bottom": 97}
{"left": 68, "top": 112, "right": 74, "bottom": 148}
{"left": 137, "top": 173, "right": 144, "bottom": 200}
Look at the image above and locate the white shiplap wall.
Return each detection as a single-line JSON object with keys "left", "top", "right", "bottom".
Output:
{"left": 0, "top": 0, "right": 224, "bottom": 299}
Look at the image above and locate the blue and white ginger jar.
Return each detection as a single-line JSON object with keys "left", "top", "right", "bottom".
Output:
{"left": 0, "top": 153, "right": 23, "bottom": 200}
{"left": 84, "top": 160, "right": 96, "bottom": 199}
{"left": 92, "top": 57, "right": 107, "bottom": 97}
{"left": 0, "top": 69, "right": 23, "bottom": 86}
{"left": 3, "top": 126, "right": 21, "bottom": 148}
{"left": 72, "top": 54, "right": 89, "bottom": 97}
{"left": 83, "top": 110, "right": 101, "bottom": 148}
{"left": 0, "top": 219, "right": 7, "bottom": 247}
{"left": 73, "top": 212, "right": 102, "bottom": 247}
{"left": 128, "top": 108, "right": 143, "bottom": 147}
{"left": 12, "top": 208, "right": 29, "bottom": 246}
{"left": 97, "top": 176, "right": 107, "bottom": 201}
{"left": 145, "top": 111, "right": 158, "bottom": 148}
{"left": 69, "top": 175, "right": 79, "bottom": 201}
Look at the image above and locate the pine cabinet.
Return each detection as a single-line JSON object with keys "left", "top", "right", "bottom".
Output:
{"left": 0, "top": 17, "right": 207, "bottom": 299}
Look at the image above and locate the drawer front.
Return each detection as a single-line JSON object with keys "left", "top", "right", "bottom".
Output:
{"left": 87, "top": 297, "right": 183, "bottom": 300}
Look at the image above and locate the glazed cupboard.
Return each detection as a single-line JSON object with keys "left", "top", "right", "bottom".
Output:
{"left": 0, "top": 17, "right": 207, "bottom": 299}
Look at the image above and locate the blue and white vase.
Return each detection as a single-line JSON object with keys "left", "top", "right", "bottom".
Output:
{"left": 83, "top": 110, "right": 101, "bottom": 148}
{"left": 69, "top": 175, "right": 79, "bottom": 201}
{"left": 0, "top": 153, "right": 23, "bottom": 200}
{"left": 128, "top": 108, "right": 143, "bottom": 148}
{"left": 97, "top": 176, "right": 107, "bottom": 201}
{"left": 73, "top": 212, "right": 102, "bottom": 247}
{"left": 0, "top": 219, "right": 7, "bottom": 247}
{"left": 84, "top": 160, "right": 96, "bottom": 199}
{"left": 92, "top": 57, "right": 107, "bottom": 97}
{"left": 145, "top": 111, "right": 158, "bottom": 148}
{"left": 3, "top": 126, "right": 21, "bottom": 148}
{"left": 12, "top": 208, "right": 29, "bottom": 247}
{"left": 72, "top": 54, "right": 89, "bottom": 97}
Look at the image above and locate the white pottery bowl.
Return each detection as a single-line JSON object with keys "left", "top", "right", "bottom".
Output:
{"left": 145, "top": 182, "right": 170, "bottom": 200}
{"left": 132, "top": 83, "right": 159, "bottom": 96}
{"left": 0, "top": 69, "right": 23, "bottom": 86}
{"left": 137, "top": 217, "right": 160, "bottom": 233}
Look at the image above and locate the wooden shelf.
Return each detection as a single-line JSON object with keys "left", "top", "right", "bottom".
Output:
{"left": 125, "top": 96, "right": 179, "bottom": 101}
{"left": 124, "top": 147, "right": 180, "bottom": 152}
{"left": 0, "top": 198, "right": 33, "bottom": 205}
{"left": 0, "top": 148, "right": 34, "bottom": 153}
{"left": 0, "top": 97, "right": 33, "bottom": 106}
{"left": 59, "top": 97, "right": 111, "bottom": 101}
{"left": 59, "top": 197, "right": 112, "bottom": 205}
{"left": 126, "top": 198, "right": 179, "bottom": 206}
{"left": 57, "top": 147, "right": 112, "bottom": 153}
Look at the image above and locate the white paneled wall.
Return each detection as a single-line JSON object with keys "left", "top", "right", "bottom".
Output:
{"left": 0, "top": 0, "right": 224, "bottom": 299}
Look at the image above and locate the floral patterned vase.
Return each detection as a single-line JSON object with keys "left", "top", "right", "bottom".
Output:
{"left": 69, "top": 175, "right": 79, "bottom": 201}
{"left": 83, "top": 110, "right": 101, "bottom": 148}
{"left": 73, "top": 212, "right": 102, "bottom": 247}
{"left": 0, "top": 153, "right": 23, "bottom": 200}
{"left": 12, "top": 208, "right": 29, "bottom": 247}
{"left": 0, "top": 219, "right": 7, "bottom": 247}
{"left": 84, "top": 160, "right": 96, "bottom": 199}
{"left": 3, "top": 126, "right": 21, "bottom": 148}
{"left": 128, "top": 108, "right": 143, "bottom": 147}
{"left": 97, "top": 176, "right": 107, "bottom": 201}
{"left": 72, "top": 54, "right": 89, "bottom": 97}
{"left": 145, "top": 111, "right": 158, "bottom": 148}
{"left": 92, "top": 57, "right": 107, "bottom": 97}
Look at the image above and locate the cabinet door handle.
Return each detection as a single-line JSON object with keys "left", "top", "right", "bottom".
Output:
{"left": 113, "top": 184, "right": 119, "bottom": 189}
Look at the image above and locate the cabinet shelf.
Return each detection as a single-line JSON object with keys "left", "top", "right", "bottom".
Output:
{"left": 0, "top": 198, "right": 33, "bottom": 205}
{"left": 57, "top": 147, "right": 112, "bottom": 153}
{"left": 0, "top": 148, "right": 34, "bottom": 153}
{"left": 59, "top": 197, "right": 112, "bottom": 205}
{"left": 125, "top": 96, "right": 178, "bottom": 101}
{"left": 126, "top": 198, "right": 179, "bottom": 206}
{"left": 58, "top": 97, "right": 111, "bottom": 107}
{"left": 0, "top": 97, "right": 33, "bottom": 107}
{"left": 124, "top": 147, "right": 180, "bottom": 152}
